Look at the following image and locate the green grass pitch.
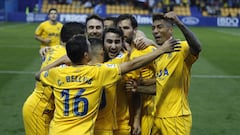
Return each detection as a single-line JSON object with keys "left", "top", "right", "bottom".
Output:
{"left": 0, "top": 22, "right": 239, "bottom": 135}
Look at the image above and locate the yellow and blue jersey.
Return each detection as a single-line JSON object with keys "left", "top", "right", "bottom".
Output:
{"left": 22, "top": 45, "right": 66, "bottom": 135}
{"left": 153, "top": 41, "right": 198, "bottom": 118}
{"left": 40, "top": 64, "right": 122, "bottom": 135}
{"left": 35, "top": 20, "right": 63, "bottom": 48}
{"left": 95, "top": 51, "right": 129, "bottom": 131}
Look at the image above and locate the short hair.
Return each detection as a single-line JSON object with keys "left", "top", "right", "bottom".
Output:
{"left": 104, "top": 16, "right": 117, "bottom": 27}
{"left": 85, "top": 14, "right": 103, "bottom": 26}
{"left": 102, "top": 27, "right": 124, "bottom": 43}
{"left": 117, "top": 14, "right": 138, "bottom": 29}
{"left": 61, "top": 22, "right": 86, "bottom": 43}
{"left": 48, "top": 8, "right": 57, "bottom": 15}
{"left": 66, "top": 35, "right": 88, "bottom": 64}
{"left": 102, "top": 27, "right": 124, "bottom": 61}
{"left": 152, "top": 13, "right": 173, "bottom": 27}
{"left": 88, "top": 38, "right": 103, "bottom": 53}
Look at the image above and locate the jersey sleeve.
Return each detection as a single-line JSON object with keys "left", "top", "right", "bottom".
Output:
{"left": 98, "top": 64, "right": 122, "bottom": 86}
{"left": 181, "top": 41, "right": 198, "bottom": 65}
{"left": 40, "top": 69, "right": 58, "bottom": 87}
{"left": 35, "top": 23, "right": 44, "bottom": 35}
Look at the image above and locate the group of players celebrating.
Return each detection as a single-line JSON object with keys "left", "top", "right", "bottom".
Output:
{"left": 22, "top": 8, "right": 201, "bottom": 135}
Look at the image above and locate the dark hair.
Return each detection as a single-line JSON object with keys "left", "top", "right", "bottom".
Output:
{"left": 104, "top": 16, "right": 117, "bottom": 27}
{"left": 117, "top": 14, "right": 138, "bottom": 29}
{"left": 86, "top": 14, "right": 103, "bottom": 26}
{"left": 88, "top": 37, "right": 103, "bottom": 49}
{"left": 88, "top": 38, "right": 103, "bottom": 46}
{"left": 48, "top": 8, "right": 58, "bottom": 15}
{"left": 102, "top": 27, "right": 124, "bottom": 43}
{"left": 152, "top": 13, "right": 173, "bottom": 27}
{"left": 102, "top": 27, "right": 124, "bottom": 61}
{"left": 66, "top": 35, "right": 88, "bottom": 64}
{"left": 60, "top": 22, "right": 86, "bottom": 43}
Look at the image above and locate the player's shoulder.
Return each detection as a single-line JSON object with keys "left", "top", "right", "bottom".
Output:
{"left": 41, "top": 20, "right": 50, "bottom": 25}
{"left": 146, "top": 45, "right": 157, "bottom": 51}
{"left": 57, "top": 22, "right": 63, "bottom": 26}
{"left": 179, "top": 40, "right": 189, "bottom": 49}
{"left": 138, "top": 45, "right": 156, "bottom": 54}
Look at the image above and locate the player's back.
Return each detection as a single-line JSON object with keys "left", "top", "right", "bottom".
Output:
{"left": 40, "top": 64, "right": 121, "bottom": 135}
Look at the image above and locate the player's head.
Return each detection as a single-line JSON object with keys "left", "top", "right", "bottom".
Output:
{"left": 48, "top": 8, "right": 58, "bottom": 22}
{"left": 104, "top": 16, "right": 117, "bottom": 29}
{"left": 86, "top": 14, "right": 104, "bottom": 39}
{"left": 152, "top": 13, "right": 173, "bottom": 45}
{"left": 88, "top": 38, "right": 104, "bottom": 63}
{"left": 117, "top": 14, "right": 138, "bottom": 44}
{"left": 66, "top": 35, "right": 91, "bottom": 65}
{"left": 61, "top": 22, "right": 86, "bottom": 44}
{"left": 103, "top": 27, "right": 124, "bottom": 61}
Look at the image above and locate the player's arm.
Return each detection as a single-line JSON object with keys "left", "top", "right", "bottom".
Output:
{"left": 131, "top": 93, "right": 141, "bottom": 135}
{"left": 120, "top": 38, "right": 180, "bottom": 75}
{"left": 35, "top": 34, "right": 51, "bottom": 44}
{"left": 39, "top": 46, "right": 51, "bottom": 58}
{"left": 137, "top": 84, "right": 156, "bottom": 95}
{"left": 126, "top": 78, "right": 156, "bottom": 95}
{"left": 35, "top": 55, "right": 70, "bottom": 81}
{"left": 164, "top": 11, "right": 202, "bottom": 56}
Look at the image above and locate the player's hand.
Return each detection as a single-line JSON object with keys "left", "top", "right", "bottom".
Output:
{"left": 43, "top": 38, "right": 51, "bottom": 44}
{"left": 39, "top": 47, "right": 51, "bottom": 58}
{"left": 132, "top": 117, "right": 141, "bottom": 135}
{"left": 164, "top": 11, "right": 181, "bottom": 25}
{"left": 134, "top": 37, "right": 148, "bottom": 50}
{"left": 160, "top": 37, "right": 181, "bottom": 53}
{"left": 125, "top": 79, "right": 138, "bottom": 93}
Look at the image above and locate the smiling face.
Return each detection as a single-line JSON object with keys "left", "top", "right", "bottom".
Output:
{"left": 117, "top": 19, "right": 136, "bottom": 44}
{"left": 152, "top": 19, "right": 173, "bottom": 45}
{"left": 86, "top": 18, "right": 103, "bottom": 39}
{"left": 104, "top": 32, "right": 123, "bottom": 59}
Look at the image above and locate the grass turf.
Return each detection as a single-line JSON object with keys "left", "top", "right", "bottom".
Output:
{"left": 0, "top": 22, "right": 239, "bottom": 134}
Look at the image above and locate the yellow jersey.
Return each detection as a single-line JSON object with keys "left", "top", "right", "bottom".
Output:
{"left": 153, "top": 41, "right": 198, "bottom": 118}
{"left": 40, "top": 64, "right": 122, "bottom": 135}
{"left": 128, "top": 46, "right": 156, "bottom": 117}
{"left": 29, "top": 45, "right": 66, "bottom": 116}
{"left": 22, "top": 45, "right": 66, "bottom": 135}
{"left": 35, "top": 20, "right": 63, "bottom": 48}
{"left": 95, "top": 51, "right": 129, "bottom": 131}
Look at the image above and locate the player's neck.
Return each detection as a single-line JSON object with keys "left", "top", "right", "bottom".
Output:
{"left": 49, "top": 20, "right": 57, "bottom": 25}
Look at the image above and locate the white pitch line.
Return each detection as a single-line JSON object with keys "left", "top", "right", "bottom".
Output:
{"left": 0, "top": 70, "right": 240, "bottom": 79}
{"left": 0, "top": 70, "right": 35, "bottom": 74}
{"left": 215, "top": 29, "right": 240, "bottom": 36}
{"left": 192, "top": 75, "right": 240, "bottom": 79}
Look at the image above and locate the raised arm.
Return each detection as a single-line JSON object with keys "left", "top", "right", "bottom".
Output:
{"left": 35, "top": 55, "right": 70, "bottom": 81}
{"left": 120, "top": 38, "right": 180, "bottom": 75}
{"left": 164, "top": 11, "right": 202, "bottom": 56}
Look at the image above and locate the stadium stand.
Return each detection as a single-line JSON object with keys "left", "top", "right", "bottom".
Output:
{"left": 40, "top": 0, "right": 240, "bottom": 17}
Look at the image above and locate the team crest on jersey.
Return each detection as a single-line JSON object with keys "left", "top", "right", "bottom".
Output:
{"left": 96, "top": 64, "right": 102, "bottom": 67}
{"left": 106, "top": 64, "right": 116, "bottom": 68}
{"left": 57, "top": 80, "right": 64, "bottom": 86}
{"left": 44, "top": 71, "right": 49, "bottom": 77}
{"left": 116, "top": 53, "right": 123, "bottom": 58}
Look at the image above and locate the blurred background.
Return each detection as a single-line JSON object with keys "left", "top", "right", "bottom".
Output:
{"left": 0, "top": 0, "right": 240, "bottom": 26}
{"left": 0, "top": 0, "right": 240, "bottom": 135}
